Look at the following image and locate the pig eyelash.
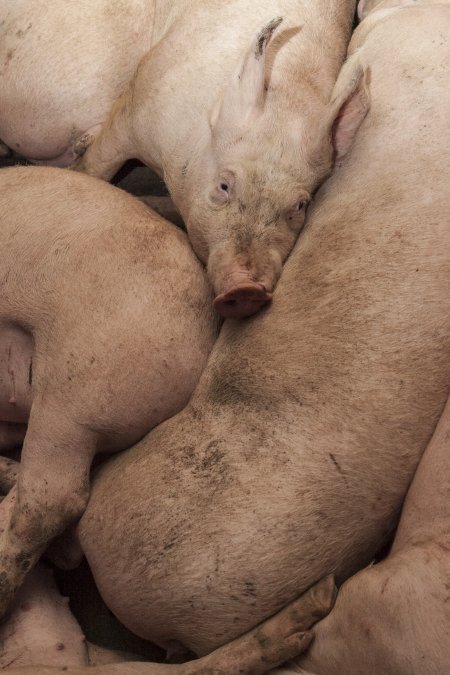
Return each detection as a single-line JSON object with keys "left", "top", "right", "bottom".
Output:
{"left": 297, "top": 200, "right": 306, "bottom": 210}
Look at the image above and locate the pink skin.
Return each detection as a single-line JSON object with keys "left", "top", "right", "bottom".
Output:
{"left": 208, "top": 247, "right": 282, "bottom": 319}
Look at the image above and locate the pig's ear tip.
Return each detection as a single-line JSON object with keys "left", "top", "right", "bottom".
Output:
{"left": 266, "top": 16, "right": 284, "bottom": 34}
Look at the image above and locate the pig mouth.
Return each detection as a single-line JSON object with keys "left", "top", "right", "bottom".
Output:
{"left": 213, "top": 282, "right": 272, "bottom": 319}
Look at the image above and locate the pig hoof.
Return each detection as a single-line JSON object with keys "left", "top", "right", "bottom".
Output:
{"left": 73, "top": 133, "right": 95, "bottom": 157}
{"left": 213, "top": 283, "right": 272, "bottom": 319}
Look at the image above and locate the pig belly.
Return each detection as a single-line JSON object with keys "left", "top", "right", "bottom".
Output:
{"left": 0, "top": 323, "right": 33, "bottom": 423}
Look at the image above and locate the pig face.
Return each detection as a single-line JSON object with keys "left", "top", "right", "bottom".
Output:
{"left": 185, "top": 122, "right": 332, "bottom": 319}
{"left": 181, "top": 19, "right": 370, "bottom": 319}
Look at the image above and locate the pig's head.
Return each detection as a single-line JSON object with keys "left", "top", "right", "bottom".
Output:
{"left": 178, "top": 18, "right": 370, "bottom": 319}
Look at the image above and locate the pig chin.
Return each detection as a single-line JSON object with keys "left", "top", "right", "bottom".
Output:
{"left": 209, "top": 249, "right": 281, "bottom": 320}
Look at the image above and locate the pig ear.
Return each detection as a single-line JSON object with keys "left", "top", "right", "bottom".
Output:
{"left": 357, "top": 0, "right": 370, "bottom": 20}
{"left": 210, "top": 17, "right": 283, "bottom": 135}
{"left": 328, "top": 58, "right": 371, "bottom": 161}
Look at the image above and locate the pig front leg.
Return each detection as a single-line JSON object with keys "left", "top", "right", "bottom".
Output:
{"left": 74, "top": 91, "right": 136, "bottom": 181}
{"left": 0, "top": 406, "right": 96, "bottom": 619}
{"left": 188, "top": 575, "right": 336, "bottom": 675}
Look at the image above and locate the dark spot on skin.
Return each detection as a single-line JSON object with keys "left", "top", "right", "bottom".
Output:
{"left": 5, "top": 49, "right": 14, "bottom": 64}
{"left": 199, "top": 441, "right": 225, "bottom": 471}
{"left": 256, "top": 630, "right": 270, "bottom": 648}
{"left": 380, "top": 577, "right": 390, "bottom": 595}
{"left": 181, "top": 160, "right": 189, "bottom": 177}
{"left": 329, "top": 453, "right": 349, "bottom": 488}
{"left": 56, "top": 642, "right": 65, "bottom": 651}
{"left": 238, "top": 199, "right": 247, "bottom": 214}
{"left": 15, "top": 552, "right": 31, "bottom": 572}
{"left": 15, "top": 143, "right": 20, "bottom": 149}
{"left": 16, "top": 29, "right": 23, "bottom": 37}
{"left": 329, "top": 453, "right": 342, "bottom": 474}
{"left": 244, "top": 580, "right": 257, "bottom": 597}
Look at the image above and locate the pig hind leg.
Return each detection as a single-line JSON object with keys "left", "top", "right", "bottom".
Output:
{"left": 0, "top": 403, "right": 96, "bottom": 619}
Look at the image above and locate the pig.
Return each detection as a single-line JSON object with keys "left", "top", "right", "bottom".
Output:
{"left": 0, "top": 0, "right": 359, "bottom": 317}
{"left": 283, "top": 396, "right": 450, "bottom": 675}
{"left": 75, "top": 0, "right": 450, "bottom": 659}
{"left": 0, "top": 165, "right": 219, "bottom": 618}
{"left": 0, "top": 484, "right": 337, "bottom": 675}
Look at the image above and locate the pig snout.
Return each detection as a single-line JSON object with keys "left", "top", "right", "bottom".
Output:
{"left": 213, "top": 281, "right": 272, "bottom": 319}
{"left": 208, "top": 244, "right": 282, "bottom": 319}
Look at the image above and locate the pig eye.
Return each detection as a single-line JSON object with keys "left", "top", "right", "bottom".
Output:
{"left": 296, "top": 200, "right": 306, "bottom": 210}
{"left": 219, "top": 182, "right": 229, "bottom": 193}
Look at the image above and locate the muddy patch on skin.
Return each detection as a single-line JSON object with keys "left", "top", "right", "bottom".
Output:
{"left": 177, "top": 438, "right": 232, "bottom": 492}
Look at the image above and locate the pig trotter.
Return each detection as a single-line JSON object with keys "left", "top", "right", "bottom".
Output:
{"left": 0, "top": 407, "right": 96, "bottom": 619}
{"left": 190, "top": 575, "right": 337, "bottom": 674}
{"left": 73, "top": 133, "right": 96, "bottom": 158}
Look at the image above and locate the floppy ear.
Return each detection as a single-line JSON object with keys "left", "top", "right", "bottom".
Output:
{"left": 328, "top": 56, "right": 371, "bottom": 162}
{"left": 210, "top": 17, "right": 283, "bottom": 137}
